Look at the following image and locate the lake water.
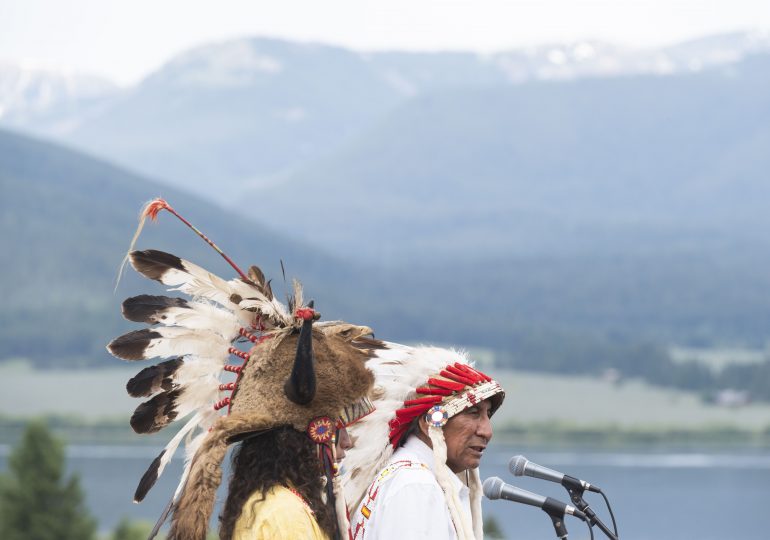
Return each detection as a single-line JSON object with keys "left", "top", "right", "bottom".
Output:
{"left": 2, "top": 444, "right": 768, "bottom": 539}
{"left": 482, "top": 447, "right": 770, "bottom": 540}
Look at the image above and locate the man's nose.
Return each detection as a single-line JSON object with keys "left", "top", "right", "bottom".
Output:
{"left": 477, "top": 414, "right": 493, "bottom": 441}
{"left": 339, "top": 429, "right": 353, "bottom": 450}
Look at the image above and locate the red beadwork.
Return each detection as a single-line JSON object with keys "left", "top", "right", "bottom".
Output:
{"left": 219, "top": 383, "right": 236, "bottom": 391}
{"left": 226, "top": 344, "right": 256, "bottom": 415}
{"left": 307, "top": 417, "right": 334, "bottom": 444}
{"left": 213, "top": 397, "right": 231, "bottom": 410}
{"left": 238, "top": 328, "right": 258, "bottom": 343}
{"left": 228, "top": 347, "right": 250, "bottom": 360}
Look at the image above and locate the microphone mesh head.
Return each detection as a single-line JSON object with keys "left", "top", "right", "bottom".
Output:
{"left": 509, "top": 455, "right": 528, "bottom": 476}
{"left": 482, "top": 476, "right": 504, "bottom": 500}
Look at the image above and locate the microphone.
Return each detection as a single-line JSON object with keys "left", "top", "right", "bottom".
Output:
{"left": 482, "top": 476, "right": 586, "bottom": 521}
{"left": 509, "top": 455, "right": 600, "bottom": 493}
{"left": 510, "top": 456, "right": 620, "bottom": 540}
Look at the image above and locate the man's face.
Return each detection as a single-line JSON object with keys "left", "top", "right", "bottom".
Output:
{"left": 443, "top": 399, "right": 494, "bottom": 473}
{"left": 335, "top": 426, "right": 353, "bottom": 462}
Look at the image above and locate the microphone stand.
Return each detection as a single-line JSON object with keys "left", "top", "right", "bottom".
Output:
{"left": 541, "top": 497, "right": 574, "bottom": 539}
{"left": 562, "top": 477, "right": 619, "bottom": 540}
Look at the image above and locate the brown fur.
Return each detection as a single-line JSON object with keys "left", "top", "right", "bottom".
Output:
{"left": 169, "top": 413, "right": 274, "bottom": 540}
{"left": 230, "top": 328, "right": 374, "bottom": 431}
{"left": 169, "top": 325, "right": 375, "bottom": 539}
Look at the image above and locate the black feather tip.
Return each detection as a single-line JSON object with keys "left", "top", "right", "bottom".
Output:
{"left": 134, "top": 450, "right": 165, "bottom": 502}
{"left": 108, "top": 329, "right": 162, "bottom": 361}
{"left": 126, "top": 358, "right": 183, "bottom": 397}
{"left": 130, "top": 249, "right": 185, "bottom": 282}
{"left": 122, "top": 295, "right": 189, "bottom": 324}
{"left": 130, "top": 389, "right": 181, "bottom": 434}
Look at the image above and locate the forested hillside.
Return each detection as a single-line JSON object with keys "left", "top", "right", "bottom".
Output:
{"left": 0, "top": 129, "right": 365, "bottom": 367}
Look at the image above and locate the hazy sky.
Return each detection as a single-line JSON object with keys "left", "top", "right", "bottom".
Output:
{"left": 2, "top": 0, "right": 769, "bottom": 85}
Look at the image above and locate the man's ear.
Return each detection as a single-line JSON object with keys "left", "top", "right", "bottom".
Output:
{"left": 417, "top": 414, "right": 430, "bottom": 437}
{"left": 414, "top": 415, "right": 434, "bottom": 449}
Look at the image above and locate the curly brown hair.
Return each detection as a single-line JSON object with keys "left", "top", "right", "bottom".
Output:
{"left": 219, "top": 426, "right": 337, "bottom": 539}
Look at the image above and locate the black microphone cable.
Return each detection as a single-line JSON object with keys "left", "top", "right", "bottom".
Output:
{"left": 597, "top": 488, "right": 618, "bottom": 537}
{"left": 563, "top": 482, "right": 618, "bottom": 540}
{"left": 585, "top": 515, "right": 595, "bottom": 540}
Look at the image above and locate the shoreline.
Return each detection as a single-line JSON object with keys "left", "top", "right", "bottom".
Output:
{"left": 2, "top": 415, "right": 768, "bottom": 449}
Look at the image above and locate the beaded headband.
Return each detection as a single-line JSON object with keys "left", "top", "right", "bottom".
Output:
{"left": 388, "top": 362, "right": 505, "bottom": 448}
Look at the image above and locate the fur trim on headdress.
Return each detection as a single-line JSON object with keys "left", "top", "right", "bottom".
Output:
{"left": 229, "top": 328, "right": 375, "bottom": 431}
{"left": 169, "top": 413, "right": 271, "bottom": 540}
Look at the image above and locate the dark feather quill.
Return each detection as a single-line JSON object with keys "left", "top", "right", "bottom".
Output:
{"left": 122, "top": 295, "right": 190, "bottom": 324}
{"left": 126, "top": 358, "right": 184, "bottom": 397}
{"left": 130, "top": 389, "right": 182, "bottom": 434}
{"left": 248, "top": 264, "right": 273, "bottom": 301}
{"left": 148, "top": 497, "right": 175, "bottom": 540}
{"left": 108, "top": 329, "right": 162, "bottom": 361}
{"left": 248, "top": 265, "right": 266, "bottom": 287}
{"left": 134, "top": 450, "right": 165, "bottom": 502}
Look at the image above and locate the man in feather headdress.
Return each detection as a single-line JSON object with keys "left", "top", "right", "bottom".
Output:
{"left": 107, "top": 199, "right": 380, "bottom": 540}
{"left": 342, "top": 345, "right": 505, "bottom": 540}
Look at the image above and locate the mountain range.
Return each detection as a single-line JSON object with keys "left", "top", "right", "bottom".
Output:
{"left": 249, "top": 53, "right": 770, "bottom": 262}
{"left": 2, "top": 32, "right": 770, "bottom": 378}
{"left": 2, "top": 31, "right": 770, "bottom": 207}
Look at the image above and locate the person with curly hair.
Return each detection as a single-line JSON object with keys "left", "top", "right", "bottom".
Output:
{"left": 221, "top": 425, "right": 354, "bottom": 539}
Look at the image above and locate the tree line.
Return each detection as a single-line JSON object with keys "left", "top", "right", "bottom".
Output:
{"left": 0, "top": 421, "right": 153, "bottom": 540}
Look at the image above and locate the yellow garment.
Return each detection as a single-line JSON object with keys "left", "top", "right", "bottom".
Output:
{"left": 233, "top": 485, "right": 330, "bottom": 540}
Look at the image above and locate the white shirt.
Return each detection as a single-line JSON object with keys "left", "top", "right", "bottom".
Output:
{"left": 351, "top": 436, "right": 471, "bottom": 540}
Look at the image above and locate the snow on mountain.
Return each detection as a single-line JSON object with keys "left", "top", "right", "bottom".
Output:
{"left": 355, "top": 30, "right": 770, "bottom": 94}
{"left": 2, "top": 30, "right": 767, "bottom": 127}
{"left": 663, "top": 30, "right": 770, "bottom": 67}
{"left": 489, "top": 30, "right": 770, "bottom": 83}
{"left": 142, "top": 39, "right": 285, "bottom": 88}
{"left": 0, "top": 62, "right": 116, "bottom": 123}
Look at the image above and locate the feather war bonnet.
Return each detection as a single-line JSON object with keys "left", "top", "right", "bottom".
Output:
{"left": 107, "top": 199, "right": 380, "bottom": 539}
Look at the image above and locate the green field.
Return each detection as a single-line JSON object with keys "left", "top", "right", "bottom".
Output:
{"left": 492, "top": 369, "right": 770, "bottom": 430}
{"left": 669, "top": 346, "right": 768, "bottom": 373}
{"left": 1, "top": 360, "right": 141, "bottom": 420}
{"left": 7, "top": 361, "right": 770, "bottom": 433}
